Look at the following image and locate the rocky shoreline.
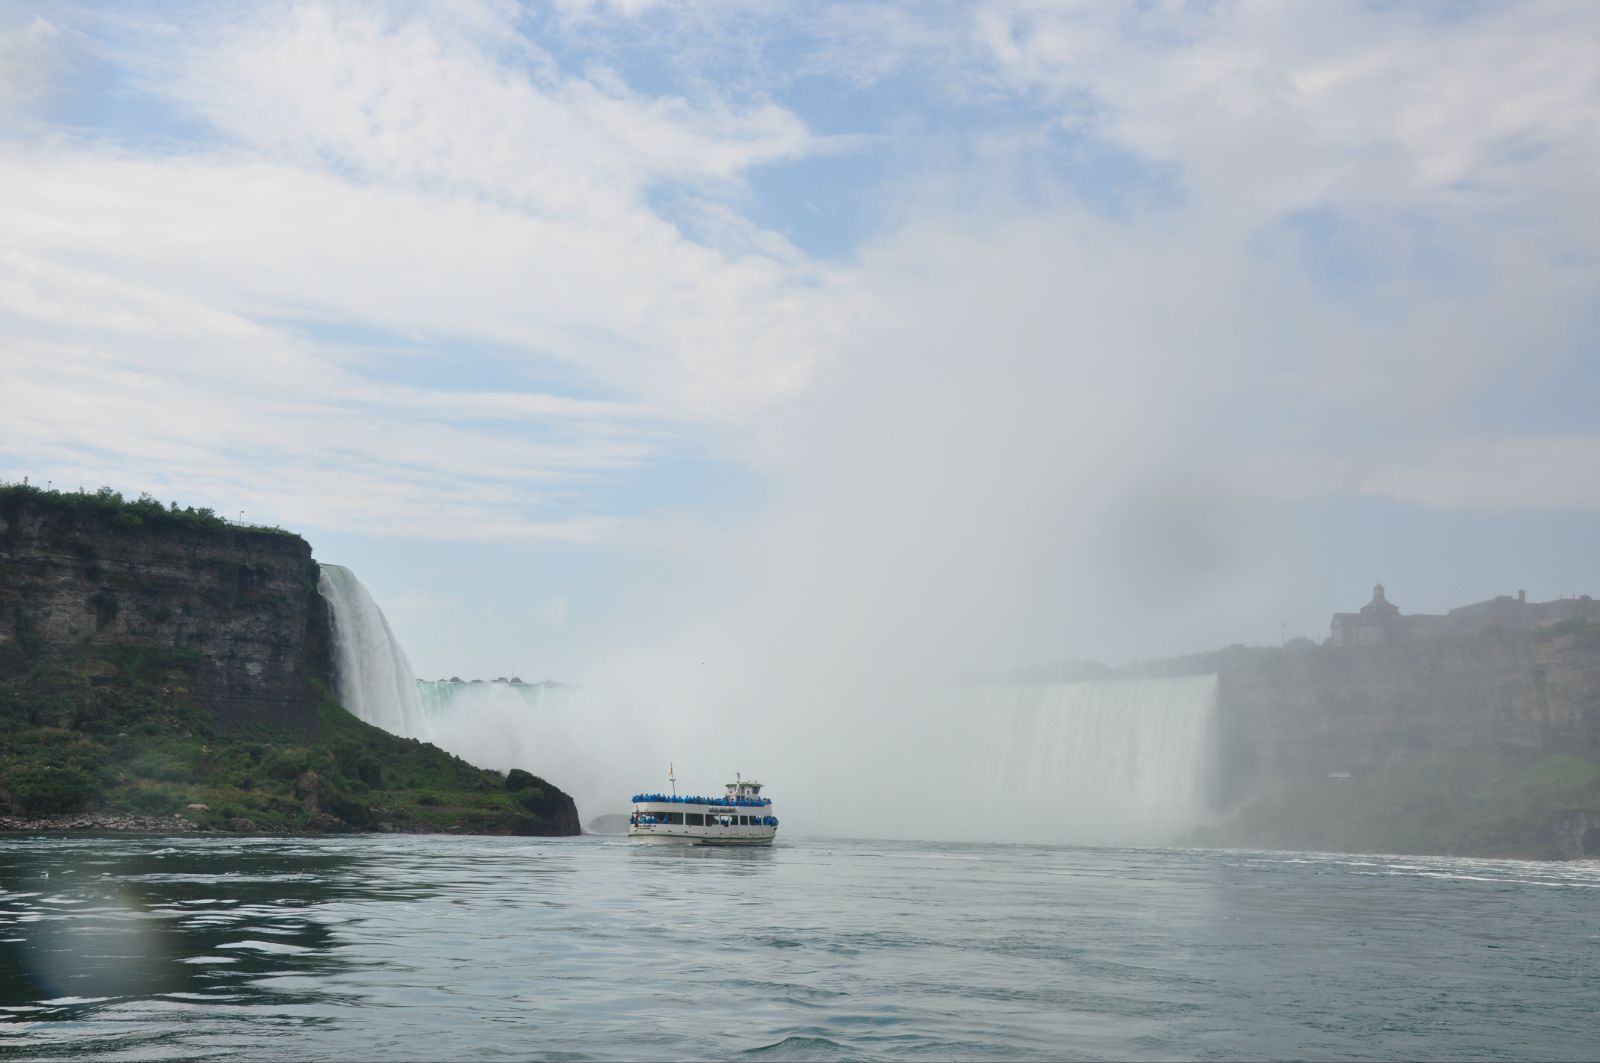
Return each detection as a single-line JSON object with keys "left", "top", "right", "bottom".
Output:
{"left": 0, "top": 813, "right": 199, "bottom": 833}
{"left": 0, "top": 810, "right": 580, "bottom": 836}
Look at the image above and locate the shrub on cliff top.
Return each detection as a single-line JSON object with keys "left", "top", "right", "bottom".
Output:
{"left": 0, "top": 481, "right": 300, "bottom": 541}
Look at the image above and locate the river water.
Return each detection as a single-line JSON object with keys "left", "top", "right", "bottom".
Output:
{"left": 2, "top": 834, "right": 1596, "bottom": 1060}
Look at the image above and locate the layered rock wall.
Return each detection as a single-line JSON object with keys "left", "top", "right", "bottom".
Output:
{"left": 1213, "top": 627, "right": 1600, "bottom": 804}
{"left": 0, "top": 495, "right": 332, "bottom": 733}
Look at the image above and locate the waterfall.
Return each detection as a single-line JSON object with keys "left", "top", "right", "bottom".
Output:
{"left": 401, "top": 672, "right": 1218, "bottom": 845}
{"left": 316, "top": 564, "right": 426, "bottom": 738}
{"left": 972, "top": 675, "right": 1217, "bottom": 846}
{"left": 314, "top": 568, "right": 610, "bottom": 815}
{"left": 307, "top": 571, "right": 1220, "bottom": 845}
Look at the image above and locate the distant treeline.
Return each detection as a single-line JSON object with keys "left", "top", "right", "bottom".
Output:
{"left": 0, "top": 480, "right": 296, "bottom": 539}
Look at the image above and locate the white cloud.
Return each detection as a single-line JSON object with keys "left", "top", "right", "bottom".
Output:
{"left": 1211, "top": 438, "right": 1600, "bottom": 513}
{"left": 140, "top": 3, "right": 824, "bottom": 208}
{"left": 0, "top": 145, "right": 841, "bottom": 415}
{"left": 0, "top": 15, "right": 62, "bottom": 116}
{"left": 0, "top": 1, "right": 867, "bottom": 538}
{"left": 4, "top": 0, "right": 1600, "bottom": 628}
{"left": 975, "top": 1, "right": 1600, "bottom": 222}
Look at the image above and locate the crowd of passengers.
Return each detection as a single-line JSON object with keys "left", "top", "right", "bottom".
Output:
{"left": 629, "top": 793, "right": 772, "bottom": 806}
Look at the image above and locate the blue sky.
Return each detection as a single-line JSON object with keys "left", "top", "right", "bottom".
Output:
{"left": 3, "top": 0, "right": 1599, "bottom": 684}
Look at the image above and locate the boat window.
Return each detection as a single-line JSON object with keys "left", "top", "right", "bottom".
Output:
{"left": 667, "top": 812, "right": 684, "bottom": 825}
{"left": 737, "top": 815, "right": 748, "bottom": 826}
{"left": 686, "top": 813, "right": 705, "bottom": 826}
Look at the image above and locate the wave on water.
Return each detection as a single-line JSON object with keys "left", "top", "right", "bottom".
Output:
{"left": 741, "top": 1035, "right": 854, "bottom": 1059}
{"left": 5, "top": 834, "right": 1600, "bottom": 1061}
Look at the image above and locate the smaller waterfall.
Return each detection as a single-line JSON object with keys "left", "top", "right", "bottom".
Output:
{"left": 317, "top": 564, "right": 425, "bottom": 738}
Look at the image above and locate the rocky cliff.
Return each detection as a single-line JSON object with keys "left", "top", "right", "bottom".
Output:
{"left": 1166, "top": 626, "right": 1600, "bottom": 858}
{"left": 0, "top": 487, "right": 332, "bottom": 735}
{"left": 1211, "top": 625, "right": 1600, "bottom": 803}
{"left": 0, "top": 485, "right": 579, "bottom": 836}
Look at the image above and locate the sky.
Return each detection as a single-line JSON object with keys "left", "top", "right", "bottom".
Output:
{"left": 3, "top": 0, "right": 1600, "bottom": 690}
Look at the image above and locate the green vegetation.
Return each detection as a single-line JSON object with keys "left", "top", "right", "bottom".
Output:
{"left": 0, "top": 481, "right": 298, "bottom": 539}
{"left": 1190, "top": 748, "right": 1600, "bottom": 858}
{"left": 0, "top": 643, "right": 575, "bottom": 834}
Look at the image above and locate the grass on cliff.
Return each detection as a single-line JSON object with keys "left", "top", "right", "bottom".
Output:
{"left": 0, "top": 481, "right": 299, "bottom": 540}
{"left": 0, "top": 642, "right": 572, "bottom": 834}
{"left": 1194, "top": 748, "right": 1600, "bottom": 859}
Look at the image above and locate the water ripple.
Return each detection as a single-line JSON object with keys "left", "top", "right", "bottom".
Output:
{"left": 1, "top": 835, "right": 1598, "bottom": 1060}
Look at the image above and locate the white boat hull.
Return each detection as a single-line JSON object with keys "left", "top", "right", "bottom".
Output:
{"left": 627, "top": 829, "right": 775, "bottom": 846}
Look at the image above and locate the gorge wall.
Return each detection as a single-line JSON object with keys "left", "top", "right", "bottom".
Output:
{"left": 1208, "top": 625, "right": 1600, "bottom": 802}
{"left": 1137, "top": 623, "right": 1600, "bottom": 858}
{"left": 0, "top": 487, "right": 579, "bottom": 835}
{"left": 0, "top": 490, "right": 332, "bottom": 733}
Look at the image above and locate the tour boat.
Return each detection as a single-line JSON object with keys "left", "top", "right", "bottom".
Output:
{"left": 627, "top": 768, "right": 778, "bottom": 846}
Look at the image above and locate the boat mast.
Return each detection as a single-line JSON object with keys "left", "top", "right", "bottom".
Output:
{"left": 668, "top": 762, "right": 676, "bottom": 798}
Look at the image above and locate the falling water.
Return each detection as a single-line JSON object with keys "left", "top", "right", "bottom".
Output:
{"left": 315, "top": 568, "right": 604, "bottom": 807}
{"left": 309, "top": 570, "right": 1219, "bottom": 845}
{"left": 406, "top": 671, "right": 1218, "bottom": 844}
{"left": 970, "top": 675, "right": 1218, "bottom": 845}
{"left": 316, "top": 564, "right": 426, "bottom": 738}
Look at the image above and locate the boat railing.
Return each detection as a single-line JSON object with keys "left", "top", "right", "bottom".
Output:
{"left": 630, "top": 813, "right": 781, "bottom": 827}
{"left": 630, "top": 793, "right": 773, "bottom": 807}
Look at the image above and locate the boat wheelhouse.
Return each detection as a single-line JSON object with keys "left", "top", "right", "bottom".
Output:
{"left": 627, "top": 772, "right": 778, "bottom": 846}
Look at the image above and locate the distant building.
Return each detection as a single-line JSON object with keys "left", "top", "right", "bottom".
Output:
{"left": 1329, "top": 584, "right": 1598, "bottom": 648}
{"left": 1329, "top": 583, "right": 1403, "bottom": 647}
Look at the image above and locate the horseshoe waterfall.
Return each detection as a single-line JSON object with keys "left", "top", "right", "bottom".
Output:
{"left": 970, "top": 675, "right": 1219, "bottom": 846}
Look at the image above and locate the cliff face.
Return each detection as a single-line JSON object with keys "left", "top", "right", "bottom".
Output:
{"left": 1179, "top": 626, "right": 1600, "bottom": 858}
{"left": 1214, "top": 626, "right": 1600, "bottom": 803}
{"left": 0, "top": 492, "right": 331, "bottom": 734}
{"left": 0, "top": 487, "right": 580, "bottom": 835}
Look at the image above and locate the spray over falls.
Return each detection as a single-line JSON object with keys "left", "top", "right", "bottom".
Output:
{"left": 315, "top": 566, "right": 649, "bottom": 821}
{"left": 317, "top": 564, "right": 1219, "bottom": 843}
{"left": 414, "top": 679, "right": 658, "bottom": 827}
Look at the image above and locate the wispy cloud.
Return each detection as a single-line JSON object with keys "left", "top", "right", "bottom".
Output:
{"left": 1209, "top": 438, "right": 1600, "bottom": 514}
{"left": 0, "top": 1, "right": 863, "bottom": 538}
{"left": 0, "top": 14, "right": 68, "bottom": 114}
{"left": 3, "top": 0, "right": 1600, "bottom": 631}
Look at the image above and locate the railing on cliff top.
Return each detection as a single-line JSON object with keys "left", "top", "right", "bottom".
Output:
{"left": 630, "top": 793, "right": 773, "bottom": 807}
